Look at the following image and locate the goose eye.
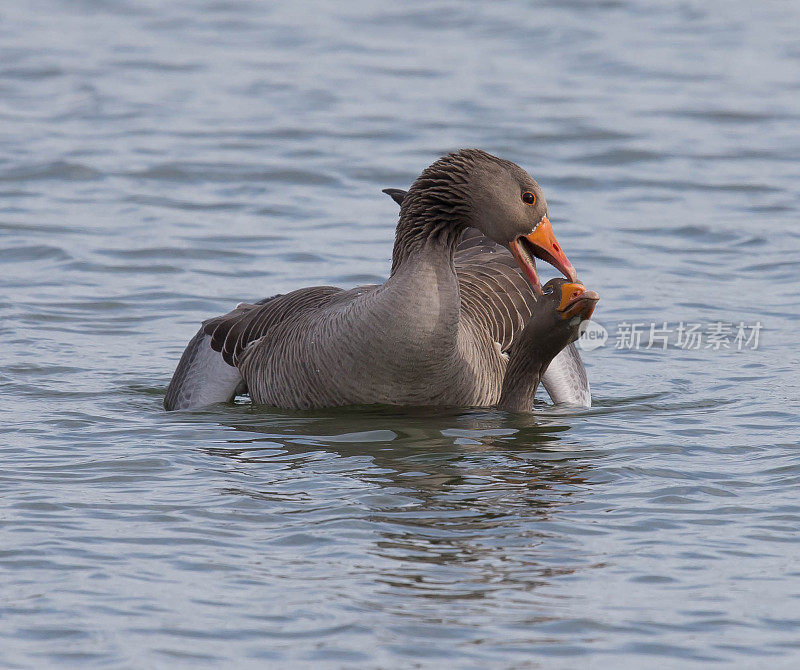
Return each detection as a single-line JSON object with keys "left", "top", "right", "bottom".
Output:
{"left": 522, "top": 191, "right": 536, "bottom": 205}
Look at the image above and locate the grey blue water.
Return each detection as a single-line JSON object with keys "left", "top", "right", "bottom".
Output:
{"left": 2, "top": 1, "right": 799, "bottom": 667}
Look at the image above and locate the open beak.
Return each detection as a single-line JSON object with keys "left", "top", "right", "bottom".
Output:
{"left": 557, "top": 282, "right": 599, "bottom": 320}
{"left": 508, "top": 216, "right": 577, "bottom": 295}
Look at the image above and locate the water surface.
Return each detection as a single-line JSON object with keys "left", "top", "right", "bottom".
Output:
{"left": 2, "top": 0, "right": 800, "bottom": 667}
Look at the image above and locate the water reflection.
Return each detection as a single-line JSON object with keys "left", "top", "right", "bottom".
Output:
{"left": 193, "top": 405, "right": 599, "bottom": 603}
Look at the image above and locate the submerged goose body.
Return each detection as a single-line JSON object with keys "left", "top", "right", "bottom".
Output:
{"left": 165, "top": 149, "right": 592, "bottom": 412}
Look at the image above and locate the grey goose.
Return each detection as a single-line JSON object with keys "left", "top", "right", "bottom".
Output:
{"left": 164, "top": 149, "right": 593, "bottom": 412}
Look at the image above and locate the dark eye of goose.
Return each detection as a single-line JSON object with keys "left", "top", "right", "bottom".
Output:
{"left": 522, "top": 191, "right": 536, "bottom": 205}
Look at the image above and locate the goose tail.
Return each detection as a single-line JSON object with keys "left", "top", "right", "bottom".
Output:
{"left": 164, "top": 328, "right": 244, "bottom": 411}
{"left": 540, "top": 342, "right": 592, "bottom": 408}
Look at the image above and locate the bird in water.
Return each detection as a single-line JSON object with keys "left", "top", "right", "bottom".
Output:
{"left": 164, "top": 149, "right": 593, "bottom": 412}
{"left": 498, "top": 278, "right": 598, "bottom": 412}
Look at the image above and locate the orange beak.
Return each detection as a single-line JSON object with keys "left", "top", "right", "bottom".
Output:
{"left": 556, "top": 282, "right": 599, "bottom": 320}
{"left": 508, "top": 216, "right": 577, "bottom": 295}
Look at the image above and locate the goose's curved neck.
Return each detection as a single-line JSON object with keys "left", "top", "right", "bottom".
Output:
{"left": 390, "top": 211, "right": 465, "bottom": 275}
{"left": 498, "top": 320, "right": 563, "bottom": 412}
{"left": 375, "top": 191, "right": 469, "bottom": 361}
{"left": 389, "top": 172, "right": 471, "bottom": 276}
{"left": 498, "top": 353, "right": 548, "bottom": 412}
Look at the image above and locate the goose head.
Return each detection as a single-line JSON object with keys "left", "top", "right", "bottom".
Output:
{"left": 386, "top": 149, "right": 577, "bottom": 295}
{"left": 519, "top": 278, "right": 600, "bottom": 353}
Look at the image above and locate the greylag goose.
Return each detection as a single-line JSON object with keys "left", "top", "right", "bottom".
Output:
{"left": 498, "top": 278, "right": 598, "bottom": 411}
{"left": 165, "top": 149, "right": 586, "bottom": 411}
{"left": 382, "top": 187, "right": 591, "bottom": 407}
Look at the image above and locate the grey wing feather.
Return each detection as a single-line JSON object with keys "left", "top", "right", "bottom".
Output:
{"left": 165, "top": 289, "right": 337, "bottom": 410}
{"left": 203, "top": 286, "right": 343, "bottom": 366}
{"left": 166, "top": 286, "right": 358, "bottom": 411}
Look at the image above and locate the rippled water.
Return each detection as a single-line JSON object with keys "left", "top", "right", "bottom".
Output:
{"left": 2, "top": 1, "right": 799, "bottom": 667}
